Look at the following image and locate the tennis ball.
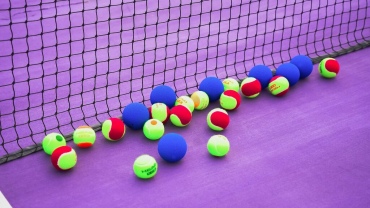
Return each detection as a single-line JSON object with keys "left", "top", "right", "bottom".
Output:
{"left": 240, "top": 77, "right": 262, "bottom": 98}
{"left": 51, "top": 146, "right": 77, "bottom": 171}
{"left": 73, "top": 126, "right": 96, "bottom": 148}
{"left": 102, "top": 118, "right": 126, "bottom": 141}
{"left": 133, "top": 154, "right": 158, "bottom": 179}
{"left": 268, "top": 76, "right": 290, "bottom": 96}
{"left": 150, "top": 85, "right": 177, "bottom": 108}
{"left": 190, "top": 91, "right": 209, "bottom": 110}
{"left": 275, "top": 63, "right": 300, "bottom": 86}
{"left": 149, "top": 103, "right": 170, "bottom": 123}
{"left": 199, "top": 77, "right": 224, "bottom": 102}
{"left": 170, "top": 105, "right": 192, "bottom": 127}
{"left": 175, "top": 96, "right": 195, "bottom": 112}
{"left": 207, "top": 135, "right": 230, "bottom": 157}
{"left": 207, "top": 108, "right": 230, "bottom": 131}
{"left": 222, "top": 78, "right": 239, "bottom": 92}
{"left": 220, "top": 90, "right": 241, "bottom": 110}
{"left": 143, "top": 119, "right": 165, "bottom": 140}
{"left": 319, "top": 58, "right": 340, "bottom": 78}
{"left": 42, "top": 133, "right": 66, "bottom": 155}
{"left": 248, "top": 65, "right": 273, "bottom": 89}
{"left": 122, "top": 102, "right": 149, "bottom": 130}
{"left": 157, "top": 133, "right": 187, "bottom": 163}
{"left": 290, "top": 55, "right": 313, "bottom": 79}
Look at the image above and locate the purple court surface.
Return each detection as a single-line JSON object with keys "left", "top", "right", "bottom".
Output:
{"left": 0, "top": 48, "right": 370, "bottom": 207}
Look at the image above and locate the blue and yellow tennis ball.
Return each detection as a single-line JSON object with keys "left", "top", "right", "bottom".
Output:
{"left": 73, "top": 126, "right": 96, "bottom": 148}
{"left": 150, "top": 85, "right": 177, "bottom": 108}
{"left": 248, "top": 65, "right": 273, "bottom": 89}
{"left": 268, "top": 76, "right": 290, "bottom": 96}
{"left": 199, "top": 77, "right": 224, "bottom": 102}
{"left": 240, "top": 77, "right": 262, "bottom": 98}
{"left": 220, "top": 90, "right": 241, "bottom": 111}
{"left": 290, "top": 55, "right": 313, "bottom": 79}
{"left": 175, "top": 96, "right": 195, "bottom": 112}
{"left": 102, "top": 118, "right": 126, "bottom": 141}
{"left": 170, "top": 105, "right": 192, "bottom": 127}
{"left": 42, "top": 133, "right": 67, "bottom": 155}
{"left": 275, "top": 63, "right": 300, "bottom": 86}
{"left": 190, "top": 91, "right": 209, "bottom": 110}
{"left": 122, "top": 102, "right": 149, "bottom": 130}
{"left": 158, "top": 133, "right": 187, "bottom": 163}
{"left": 51, "top": 146, "right": 77, "bottom": 171}
{"left": 207, "top": 135, "right": 230, "bottom": 157}
{"left": 319, "top": 58, "right": 340, "bottom": 78}
{"left": 133, "top": 154, "right": 158, "bottom": 179}
{"left": 222, "top": 78, "right": 240, "bottom": 92}
{"left": 143, "top": 119, "right": 165, "bottom": 140}
{"left": 149, "top": 103, "right": 170, "bottom": 124}
{"left": 207, "top": 108, "right": 230, "bottom": 131}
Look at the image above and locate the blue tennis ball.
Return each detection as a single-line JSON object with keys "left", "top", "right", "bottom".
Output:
{"left": 122, "top": 102, "right": 149, "bottom": 130}
{"left": 157, "top": 133, "right": 187, "bottom": 163}
{"left": 150, "top": 85, "right": 177, "bottom": 108}
{"left": 290, "top": 55, "right": 313, "bottom": 79}
{"left": 275, "top": 63, "right": 300, "bottom": 86}
{"left": 248, "top": 65, "right": 273, "bottom": 89}
{"left": 199, "top": 77, "right": 224, "bottom": 102}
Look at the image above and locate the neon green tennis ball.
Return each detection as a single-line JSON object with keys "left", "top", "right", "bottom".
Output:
{"left": 319, "top": 58, "right": 340, "bottom": 78}
{"left": 175, "top": 96, "right": 195, "bottom": 112}
{"left": 73, "top": 126, "right": 96, "bottom": 148}
{"left": 207, "top": 135, "right": 230, "bottom": 157}
{"left": 143, "top": 119, "right": 165, "bottom": 140}
{"left": 222, "top": 78, "right": 240, "bottom": 92}
{"left": 190, "top": 91, "right": 209, "bottom": 110}
{"left": 133, "top": 154, "right": 158, "bottom": 179}
{"left": 42, "top": 133, "right": 67, "bottom": 155}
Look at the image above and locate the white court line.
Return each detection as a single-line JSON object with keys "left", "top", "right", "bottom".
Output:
{"left": 0, "top": 191, "right": 12, "bottom": 208}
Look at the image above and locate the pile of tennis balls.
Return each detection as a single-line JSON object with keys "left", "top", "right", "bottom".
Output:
{"left": 42, "top": 55, "right": 340, "bottom": 176}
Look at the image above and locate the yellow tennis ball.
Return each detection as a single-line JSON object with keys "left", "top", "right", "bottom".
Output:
{"left": 175, "top": 96, "right": 195, "bottom": 112}
{"left": 143, "top": 119, "right": 165, "bottom": 140}
{"left": 207, "top": 135, "right": 230, "bottom": 157}
{"left": 73, "top": 126, "right": 96, "bottom": 148}
{"left": 190, "top": 91, "right": 209, "bottom": 110}
{"left": 133, "top": 154, "right": 158, "bottom": 179}
{"left": 42, "top": 133, "right": 66, "bottom": 155}
{"left": 222, "top": 78, "right": 240, "bottom": 92}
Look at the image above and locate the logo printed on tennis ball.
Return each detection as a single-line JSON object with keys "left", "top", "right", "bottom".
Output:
{"left": 220, "top": 90, "right": 241, "bottom": 110}
{"left": 143, "top": 119, "right": 165, "bottom": 140}
{"left": 51, "top": 146, "right": 77, "bottom": 171}
{"left": 175, "top": 96, "right": 195, "bottom": 112}
{"left": 207, "top": 108, "right": 230, "bottom": 131}
{"left": 42, "top": 133, "right": 67, "bottom": 155}
{"left": 240, "top": 77, "right": 262, "bottom": 98}
{"left": 149, "top": 103, "right": 170, "bottom": 123}
{"left": 102, "top": 118, "right": 126, "bottom": 141}
{"left": 319, "top": 58, "right": 340, "bottom": 78}
{"left": 207, "top": 135, "right": 230, "bottom": 157}
{"left": 170, "top": 105, "right": 192, "bottom": 127}
{"left": 133, "top": 154, "right": 158, "bottom": 179}
{"left": 222, "top": 78, "right": 240, "bottom": 92}
{"left": 268, "top": 76, "right": 290, "bottom": 96}
{"left": 190, "top": 91, "right": 209, "bottom": 110}
{"left": 73, "top": 126, "right": 96, "bottom": 148}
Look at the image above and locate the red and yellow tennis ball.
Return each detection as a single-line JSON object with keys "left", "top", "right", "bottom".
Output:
{"left": 190, "top": 91, "right": 209, "bottom": 110}
{"left": 175, "top": 96, "right": 195, "bottom": 112}
{"left": 42, "top": 133, "right": 66, "bottom": 155}
{"left": 240, "top": 77, "right": 262, "bottom": 98}
{"left": 102, "top": 118, "right": 126, "bottom": 141}
{"left": 143, "top": 119, "right": 165, "bottom": 140}
{"left": 73, "top": 126, "right": 96, "bottom": 148}
{"left": 222, "top": 78, "right": 240, "bottom": 92}
{"left": 207, "top": 108, "right": 230, "bottom": 131}
{"left": 170, "top": 105, "right": 192, "bottom": 127}
{"left": 268, "top": 76, "right": 290, "bottom": 96}
{"left": 319, "top": 58, "right": 340, "bottom": 78}
{"left": 51, "top": 146, "right": 77, "bottom": 171}
{"left": 220, "top": 90, "right": 241, "bottom": 110}
{"left": 149, "top": 103, "right": 170, "bottom": 124}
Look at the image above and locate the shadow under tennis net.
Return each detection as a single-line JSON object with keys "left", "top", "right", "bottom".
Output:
{"left": 0, "top": 0, "right": 369, "bottom": 164}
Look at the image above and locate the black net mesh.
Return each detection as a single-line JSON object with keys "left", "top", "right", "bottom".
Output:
{"left": 0, "top": 0, "right": 369, "bottom": 164}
